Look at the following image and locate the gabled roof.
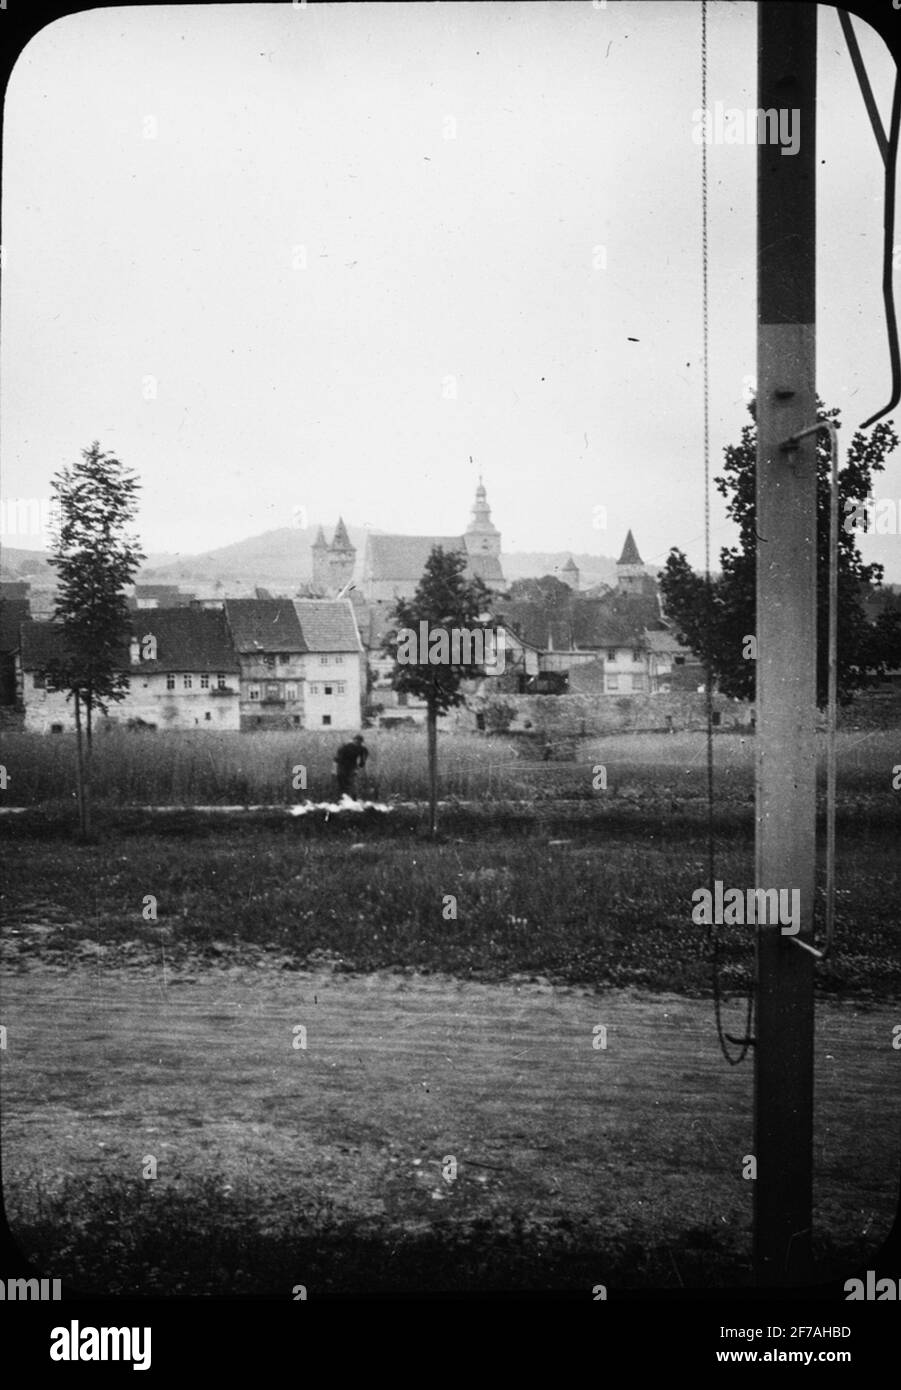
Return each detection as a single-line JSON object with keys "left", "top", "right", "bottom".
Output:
{"left": 0, "top": 598, "right": 31, "bottom": 654}
{"left": 617, "top": 530, "right": 643, "bottom": 566}
{"left": 19, "top": 620, "right": 69, "bottom": 669}
{"left": 364, "top": 534, "right": 468, "bottom": 581}
{"left": 496, "top": 589, "right": 666, "bottom": 653}
{"left": 224, "top": 599, "right": 308, "bottom": 653}
{"left": 134, "top": 584, "right": 183, "bottom": 601}
{"left": 644, "top": 627, "right": 694, "bottom": 654}
{"left": 294, "top": 599, "right": 362, "bottom": 653}
{"left": 131, "top": 608, "right": 239, "bottom": 672}
{"left": 312, "top": 526, "right": 328, "bottom": 550}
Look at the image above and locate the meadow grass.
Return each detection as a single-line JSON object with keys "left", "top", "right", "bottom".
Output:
{"left": 3, "top": 808, "right": 897, "bottom": 998}
{"left": 1, "top": 726, "right": 898, "bottom": 807}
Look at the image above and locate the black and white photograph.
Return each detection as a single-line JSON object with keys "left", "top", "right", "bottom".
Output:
{"left": 1, "top": 0, "right": 900, "bottom": 1356}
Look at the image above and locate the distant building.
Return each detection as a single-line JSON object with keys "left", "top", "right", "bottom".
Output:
{"left": 616, "top": 529, "right": 655, "bottom": 595}
{"left": 131, "top": 584, "right": 187, "bottom": 610}
{"left": 362, "top": 480, "right": 505, "bottom": 601}
{"left": 312, "top": 519, "right": 356, "bottom": 597}
{"left": 560, "top": 556, "right": 580, "bottom": 590}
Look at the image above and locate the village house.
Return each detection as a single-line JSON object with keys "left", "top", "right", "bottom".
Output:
{"left": 17, "top": 608, "right": 241, "bottom": 732}
{"left": 125, "top": 608, "right": 240, "bottom": 728}
{"left": 223, "top": 598, "right": 309, "bottom": 730}
{"left": 294, "top": 599, "right": 365, "bottom": 730}
{"left": 223, "top": 597, "right": 364, "bottom": 730}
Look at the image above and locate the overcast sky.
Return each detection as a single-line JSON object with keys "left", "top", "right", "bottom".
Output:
{"left": 2, "top": 1, "right": 900, "bottom": 580}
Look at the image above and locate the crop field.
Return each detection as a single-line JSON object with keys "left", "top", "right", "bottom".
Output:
{"left": 1, "top": 727, "right": 899, "bottom": 1298}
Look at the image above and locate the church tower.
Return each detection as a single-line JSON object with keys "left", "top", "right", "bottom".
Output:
{"left": 464, "top": 476, "right": 501, "bottom": 560}
{"left": 311, "top": 525, "right": 329, "bottom": 593}
{"left": 616, "top": 530, "right": 646, "bottom": 594}
{"left": 327, "top": 517, "right": 356, "bottom": 593}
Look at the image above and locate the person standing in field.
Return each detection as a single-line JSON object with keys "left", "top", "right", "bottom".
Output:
{"left": 334, "top": 734, "right": 368, "bottom": 800}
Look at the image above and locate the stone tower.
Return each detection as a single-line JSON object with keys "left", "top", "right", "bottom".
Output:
{"left": 463, "top": 476, "right": 501, "bottom": 560}
{"left": 561, "top": 556, "right": 580, "bottom": 590}
{"left": 616, "top": 530, "right": 646, "bottom": 594}
{"left": 327, "top": 517, "right": 356, "bottom": 594}
{"left": 311, "top": 526, "right": 329, "bottom": 593}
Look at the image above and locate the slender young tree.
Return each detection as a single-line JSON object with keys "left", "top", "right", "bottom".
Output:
{"left": 45, "top": 442, "right": 144, "bottom": 838}
{"left": 659, "top": 401, "right": 901, "bottom": 704}
{"left": 383, "top": 547, "right": 492, "bottom": 836}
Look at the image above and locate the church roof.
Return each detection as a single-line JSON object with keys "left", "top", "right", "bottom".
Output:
{"left": 617, "top": 530, "right": 643, "bottom": 566}
{"left": 312, "top": 526, "right": 328, "bottom": 550}
{"left": 364, "top": 534, "right": 469, "bottom": 581}
{"left": 561, "top": 557, "right": 579, "bottom": 572}
{"left": 364, "top": 534, "right": 504, "bottom": 588}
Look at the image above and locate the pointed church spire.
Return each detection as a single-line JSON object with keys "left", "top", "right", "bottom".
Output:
{"left": 331, "top": 517, "right": 353, "bottom": 551}
{"left": 617, "top": 529, "right": 643, "bottom": 566}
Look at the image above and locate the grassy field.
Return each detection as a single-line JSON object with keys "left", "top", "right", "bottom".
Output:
{"left": 1, "top": 725, "right": 899, "bottom": 807}
{"left": 2, "top": 728, "right": 899, "bottom": 1296}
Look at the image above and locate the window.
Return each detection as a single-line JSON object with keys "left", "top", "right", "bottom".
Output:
{"left": 166, "top": 674, "right": 175, "bottom": 690}
{"left": 266, "top": 683, "right": 280, "bottom": 701}
{"left": 606, "top": 675, "right": 619, "bottom": 692}
{"left": 308, "top": 683, "right": 318, "bottom": 696}
{"left": 607, "top": 650, "right": 617, "bottom": 663}
{"left": 324, "top": 685, "right": 333, "bottom": 696}
{"left": 674, "top": 655, "right": 686, "bottom": 666}
{"left": 217, "top": 673, "right": 226, "bottom": 688}
{"left": 249, "top": 685, "right": 260, "bottom": 701}
{"left": 293, "top": 715, "right": 301, "bottom": 726}
{"left": 322, "top": 714, "right": 332, "bottom": 726}
{"left": 320, "top": 656, "right": 329, "bottom": 665}
{"left": 201, "top": 673, "right": 210, "bottom": 689}
{"left": 337, "top": 682, "right": 346, "bottom": 695}
{"left": 264, "top": 654, "right": 276, "bottom": 669}
{"left": 33, "top": 671, "right": 45, "bottom": 689}
{"left": 285, "top": 683, "right": 298, "bottom": 702}
{"left": 632, "top": 650, "right": 642, "bottom": 663}
{"left": 50, "top": 723, "right": 63, "bottom": 733}
{"left": 204, "top": 711, "right": 211, "bottom": 721}
{"left": 183, "top": 675, "right": 192, "bottom": 689}
{"left": 334, "top": 656, "right": 344, "bottom": 665}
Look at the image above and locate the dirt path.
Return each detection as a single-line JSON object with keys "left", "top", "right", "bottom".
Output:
{"left": 2, "top": 959, "right": 897, "bottom": 1282}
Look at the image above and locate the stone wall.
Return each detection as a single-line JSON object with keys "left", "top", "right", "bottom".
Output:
{"left": 453, "top": 690, "right": 753, "bottom": 736}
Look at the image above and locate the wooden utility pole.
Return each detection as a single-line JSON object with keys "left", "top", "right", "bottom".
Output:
{"left": 754, "top": 2, "right": 818, "bottom": 1285}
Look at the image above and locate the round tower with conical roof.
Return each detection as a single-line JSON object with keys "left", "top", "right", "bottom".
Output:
{"left": 561, "top": 556, "right": 580, "bottom": 591}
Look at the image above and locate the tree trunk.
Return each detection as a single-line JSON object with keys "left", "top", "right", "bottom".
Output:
{"left": 73, "top": 691, "right": 86, "bottom": 836}
{"left": 83, "top": 697, "right": 93, "bottom": 840}
{"left": 427, "top": 702, "right": 438, "bottom": 838}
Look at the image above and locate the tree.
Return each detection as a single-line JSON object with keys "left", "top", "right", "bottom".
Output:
{"left": 659, "top": 402, "right": 901, "bottom": 705}
{"left": 46, "top": 442, "right": 144, "bottom": 837}
{"left": 383, "top": 547, "right": 492, "bottom": 836}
